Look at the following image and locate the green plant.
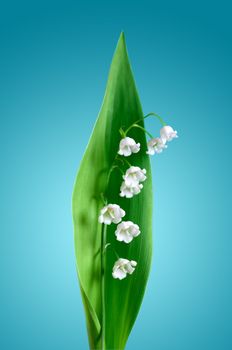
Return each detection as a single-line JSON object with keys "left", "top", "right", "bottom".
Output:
{"left": 72, "top": 32, "right": 178, "bottom": 350}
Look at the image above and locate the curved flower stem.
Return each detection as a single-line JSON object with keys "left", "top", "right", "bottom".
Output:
{"left": 131, "top": 112, "right": 166, "bottom": 126}
{"left": 119, "top": 112, "right": 166, "bottom": 142}
{"left": 115, "top": 155, "right": 124, "bottom": 165}
{"left": 104, "top": 243, "right": 111, "bottom": 251}
{"left": 119, "top": 127, "right": 126, "bottom": 138}
{"left": 125, "top": 124, "right": 154, "bottom": 139}
{"left": 143, "top": 112, "right": 166, "bottom": 126}
{"left": 106, "top": 165, "right": 124, "bottom": 188}
{"left": 115, "top": 155, "right": 131, "bottom": 169}
{"left": 122, "top": 112, "right": 166, "bottom": 136}
{"left": 100, "top": 193, "right": 107, "bottom": 205}
{"left": 103, "top": 158, "right": 124, "bottom": 201}
{"left": 122, "top": 158, "right": 132, "bottom": 168}
{"left": 104, "top": 243, "right": 120, "bottom": 259}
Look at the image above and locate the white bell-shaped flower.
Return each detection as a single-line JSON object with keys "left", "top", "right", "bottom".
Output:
{"left": 112, "top": 258, "right": 137, "bottom": 280}
{"left": 98, "top": 204, "right": 125, "bottom": 225}
{"left": 120, "top": 181, "right": 143, "bottom": 198}
{"left": 123, "top": 166, "right": 146, "bottom": 186}
{"left": 118, "top": 137, "right": 140, "bottom": 157}
{"left": 146, "top": 137, "right": 167, "bottom": 155}
{"left": 160, "top": 125, "right": 178, "bottom": 142}
{"left": 115, "top": 221, "right": 140, "bottom": 243}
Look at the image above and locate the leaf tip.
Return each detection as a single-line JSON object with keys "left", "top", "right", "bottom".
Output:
{"left": 118, "top": 31, "right": 126, "bottom": 45}
{"left": 114, "top": 31, "right": 128, "bottom": 61}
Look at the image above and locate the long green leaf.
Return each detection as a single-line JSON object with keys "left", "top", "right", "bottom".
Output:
{"left": 72, "top": 32, "right": 153, "bottom": 350}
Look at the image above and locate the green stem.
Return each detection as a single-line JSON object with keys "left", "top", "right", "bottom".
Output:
{"left": 104, "top": 243, "right": 120, "bottom": 259}
{"left": 101, "top": 223, "right": 107, "bottom": 350}
{"left": 143, "top": 112, "right": 166, "bottom": 126}
{"left": 122, "top": 158, "right": 132, "bottom": 168}
{"left": 125, "top": 112, "right": 166, "bottom": 133}
{"left": 113, "top": 248, "right": 120, "bottom": 259}
{"left": 100, "top": 193, "right": 107, "bottom": 205}
{"left": 119, "top": 127, "right": 126, "bottom": 138}
{"left": 115, "top": 155, "right": 124, "bottom": 165}
{"left": 125, "top": 124, "right": 154, "bottom": 139}
{"left": 120, "top": 112, "right": 166, "bottom": 142}
{"left": 106, "top": 165, "right": 124, "bottom": 187}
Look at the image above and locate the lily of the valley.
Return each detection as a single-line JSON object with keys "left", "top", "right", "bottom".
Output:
{"left": 120, "top": 181, "right": 143, "bottom": 198}
{"left": 160, "top": 125, "right": 178, "bottom": 142}
{"left": 118, "top": 137, "right": 140, "bottom": 157}
{"left": 112, "top": 258, "right": 137, "bottom": 280}
{"left": 98, "top": 204, "right": 125, "bottom": 225}
{"left": 123, "top": 166, "right": 146, "bottom": 186}
{"left": 115, "top": 221, "right": 140, "bottom": 243}
{"left": 146, "top": 137, "right": 167, "bottom": 155}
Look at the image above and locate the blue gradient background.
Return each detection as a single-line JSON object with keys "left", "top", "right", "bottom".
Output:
{"left": 1, "top": 1, "right": 232, "bottom": 349}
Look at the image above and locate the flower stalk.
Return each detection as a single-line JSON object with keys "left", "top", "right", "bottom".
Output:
{"left": 101, "top": 222, "right": 107, "bottom": 350}
{"left": 125, "top": 123, "right": 154, "bottom": 139}
{"left": 143, "top": 112, "right": 166, "bottom": 126}
{"left": 99, "top": 111, "right": 178, "bottom": 281}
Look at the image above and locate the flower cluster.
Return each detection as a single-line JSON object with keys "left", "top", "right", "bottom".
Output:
{"left": 146, "top": 125, "right": 178, "bottom": 155}
{"left": 98, "top": 204, "right": 140, "bottom": 244}
{"left": 99, "top": 116, "right": 178, "bottom": 280}
{"left": 120, "top": 166, "right": 146, "bottom": 198}
{"left": 98, "top": 203, "right": 140, "bottom": 280}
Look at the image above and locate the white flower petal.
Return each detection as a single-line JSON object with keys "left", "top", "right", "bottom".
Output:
{"left": 112, "top": 269, "right": 127, "bottom": 280}
{"left": 115, "top": 221, "right": 140, "bottom": 243}
{"left": 98, "top": 215, "right": 104, "bottom": 223}
{"left": 118, "top": 137, "right": 141, "bottom": 157}
{"left": 160, "top": 125, "right": 178, "bottom": 142}
{"left": 98, "top": 204, "right": 126, "bottom": 225}
{"left": 103, "top": 216, "right": 112, "bottom": 225}
{"left": 123, "top": 166, "right": 147, "bottom": 186}
{"left": 112, "top": 258, "right": 137, "bottom": 280}
{"left": 146, "top": 137, "right": 167, "bottom": 155}
{"left": 131, "top": 142, "right": 140, "bottom": 153}
{"left": 125, "top": 263, "right": 135, "bottom": 274}
{"left": 120, "top": 181, "right": 143, "bottom": 198}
